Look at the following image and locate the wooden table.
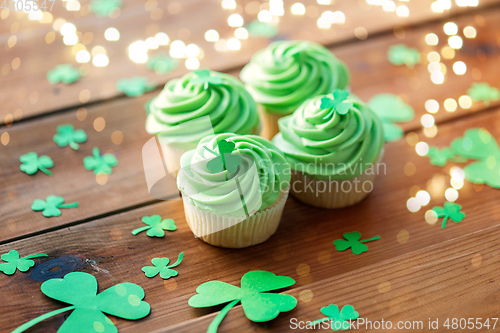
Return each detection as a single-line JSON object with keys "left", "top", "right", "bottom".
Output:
{"left": 2, "top": 0, "right": 500, "bottom": 331}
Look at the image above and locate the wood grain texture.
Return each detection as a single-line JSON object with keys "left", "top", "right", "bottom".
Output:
{"left": 1, "top": 108, "right": 500, "bottom": 332}
{"left": 2, "top": 0, "right": 499, "bottom": 123}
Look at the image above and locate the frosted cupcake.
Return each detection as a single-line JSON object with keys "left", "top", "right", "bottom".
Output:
{"left": 272, "top": 90, "right": 384, "bottom": 209}
{"left": 177, "top": 133, "right": 291, "bottom": 248}
{"left": 146, "top": 69, "right": 260, "bottom": 173}
{"left": 240, "top": 40, "right": 350, "bottom": 140}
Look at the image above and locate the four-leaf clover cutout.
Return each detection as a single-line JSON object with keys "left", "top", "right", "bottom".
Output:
{"left": 46, "top": 64, "right": 81, "bottom": 85}
{"left": 132, "top": 215, "right": 177, "bottom": 237}
{"left": 83, "top": 147, "right": 118, "bottom": 175}
{"left": 142, "top": 252, "right": 184, "bottom": 279}
{"left": 191, "top": 69, "right": 224, "bottom": 89}
{"left": 189, "top": 271, "right": 297, "bottom": 333}
{"left": 31, "top": 195, "right": 79, "bottom": 217}
{"left": 387, "top": 44, "right": 421, "bottom": 68}
{"left": 0, "top": 250, "right": 48, "bottom": 275}
{"left": 13, "top": 272, "right": 150, "bottom": 333}
{"left": 311, "top": 304, "right": 360, "bottom": 331}
{"left": 432, "top": 202, "right": 465, "bottom": 229}
{"left": 333, "top": 232, "right": 380, "bottom": 255}
{"left": 320, "top": 90, "right": 353, "bottom": 117}
{"left": 90, "top": 0, "right": 122, "bottom": 17}
{"left": 53, "top": 124, "right": 87, "bottom": 150}
{"left": 19, "top": 152, "right": 54, "bottom": 176}
{"left": 467, "top": 82, "right": 499, "bottom": 107}
{"left": 204, "top": 139, "right": 242, "bottom": 174}
{"left": 116, "top": 76, "right": 156, "bottom": 97}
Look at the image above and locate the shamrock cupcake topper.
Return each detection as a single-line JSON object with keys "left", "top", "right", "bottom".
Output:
{"left": 204, "top": 139, "right": 242, "bottom": 174}
{"left": 191, "top": 69, "right": 223, "bottom": 89}
{"left": 320, "top": 89, "right": 353, "bottom": 117}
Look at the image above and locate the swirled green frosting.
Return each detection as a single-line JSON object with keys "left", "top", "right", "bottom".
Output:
{"left": 272, "top": 94, "right": 384, "bottom": 180}
{"left": 177, "top": 134, "right": 291, "bottom": 216}
{"left": 240, "top": 40, "right": 350, "bottom": 115}
{"left": 146, "top": 70, "right": 259, "bottom": 149}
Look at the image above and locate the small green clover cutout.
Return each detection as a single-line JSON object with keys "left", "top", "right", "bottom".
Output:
{"left": 189, "top": 270, "right": 297, "bottom": 333}
{"left": 432, "top": 202, "right": 465, "bottom": 229}
{"left": 467, "top": 82, "right": 499, "bottom": 107}
{"left": 320, "top": 89, "right": 353, "bottom": 116}
{"left": 12, "top": 272, "right": 150, "bottom": 333}
{"left": 246, "top": 20, "right": 279, "bottom": 38}
{"left": 83, "top": 147, "right": 118, "bottom": 175}
{"left": 142, "top": 252, "right": 184, "bottom": 279}
{"left": 426, "top": 147, "right": 459, "bottom": 167}
{"left": 32, "top": 195, "right": 79, "bottom": 217}
{"left": 311, "top": 304, "right": 359, "bottom": 331}
{"left": 47, "top": 64, "right": 81, "bottom": 85}
{"left": 0, "top": 250, "right": 48, "bottom": 275}
{"left": 147, "top": 52, "right": 178, "bottom": 75}
{"left": 116, "top": 76, "right": 156, "bottom": 97}
{"left": 53, "top": 124, "right": 87, "bottom": 150}
{"left": 204, "top": 139, "right": 242, "bottom": 174}
{"left": 333, "top": 232, "right": 380, "bottom": 255}
{"left": 90, "top": 0, "right": 122, "bottom": 17}
{"left": 132, "top": 215, "right": 177, "bottom": 237}
{"left": 20, "top": 152, "right": 53, "bottom": 176}
{"left": 191, "top": 69, "right": 223, "bottom": 89}
{"left": 368, "top": 94, "right": 415, "bottom": 142}
{"left": 388, "top": 44, "right": 421, "bottom": 68}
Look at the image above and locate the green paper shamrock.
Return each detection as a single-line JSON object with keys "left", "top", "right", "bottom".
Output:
{"left": 427, "top": 147, "right": 457, "bottom": 167}
{"left": 368, "top": 93, "right": 415, "bottom": 142}
{"left": 132, "top": 215, "right": 177, "bottom": 237}
{"left": 90, "top": 0, "right": 122, "bottom": 17}
{"left": 467, "top": 82, "right": 499, "bottom": 107}
{"left": 0, "top": 250, "right": 48, "bottom": 275}
{"left": 142, "top": 252, "right": 184, "bottom": 279}
{"left": 191, "top": 69, "right": 223, "bottom": 89}
{"left": 147, "top": 52, "right": 178, "bottom": 75}
{"left": 333, "top": 232, "right": 380, "bottom": 255}
{"left": 12, "top": 272, "right": 150, "bottom": 333}
{"left": 204, "top": 139, "right": 242, "bottom": 174}
{"left": 388, "top": 44, "right": 421, "bottom": 68}
{"left": 31, "top": 195, "right": 79, "bottom": 217}
{"left": 246, "top": 20, "right": 279, "bottom": 38}
{"left": 20, "top": 152, "right": 53, "bottom": 176}
{"left": 83, "top": 147, "right": 118, "bottom": 175}
{"left": 189, "top": 270, "right": 297, "bottom": 333}
{"left": 432, "top": 202, "right": 465, "bottom": 229}
{"left": 311, "top": 304, "right": 359, "bottom": 331}
{"left": 53, "top": 124, "right": 87, "bottom": 150}
{"left": 450, "top": 128, "right": 500, "bottom": 188}
{"left": 116, "top": 76, "right": 156, "bottom": 97}
{"left": 320, "top": 89, "right": 353, "bottom": 116}
{"left": 47, "top": 64, "right": 81, "bottom": 85}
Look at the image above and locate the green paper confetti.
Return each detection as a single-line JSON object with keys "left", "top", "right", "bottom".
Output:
{"left": 90, "top": 0, "right": 122, "bottom": 17}
{"left": 12, "top": 272, "right": 150, "bottom": 333}
{"left": 450, "top": 128, "right": 500, "bottom": 188}
{"left": 46, "top": 64, "right": 81, "bottom": 85}
{"left": 0, "top": 250, "right": 48, "bottom": 275}
{"left": 189, "top": 271, "right": 297, "bottom": 333}
{"left": 116, "top": 76, "right": 156, "bottom": 97}
{"left": 388, "top": 44, "right": 421, "bottom": 68}
{"left": 31, "top": 195, "right": 79, "bottom": 217}
{"left": 204, "top": 139, "right": 242, "bottom": 174}
{"left": 467, "top": 82, "right": 499, "bottom": 107}
{"left": 83, "top": 147, "right": 118, "bottom": 175}
{"left": 191, "top": 69, "right": 223, "bottom": 89}
{"left": 20, "top": 152, "right": 53, "bottom": 176}
{"left": 368, "top": 94, "right": 415, "bottom": 142}
{"left": 147, "top": 52, "right": 178, "bottom": 75}
{"left": 132, "top": 215, "right": 177, "bottom": 237}
{"left": 320, "top": 89, "right": 353, "bottom": 116}
{"left": 432, "top": 202, "right": 465, "bottom": 229}
{"left": 310, "top": 304, "right": 360, "bottom": 331}
{"left": 333, "top": 232, "right": 380, "bottom": 255}
{"left": 246, "top": 20, "right": 278, "bottom": 38}
{"left": 142, "top": 252, "right": 184, "bottom": 279}
{"left": 53, "top": 124, "right": 87, "bottom": 150}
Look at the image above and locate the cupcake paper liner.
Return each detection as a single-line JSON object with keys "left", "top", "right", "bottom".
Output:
{"left": 181, "top": 188, "right": 289, "bottom": 248}
{"left": 258, "top": 104, "right": 288, "bottom": 140}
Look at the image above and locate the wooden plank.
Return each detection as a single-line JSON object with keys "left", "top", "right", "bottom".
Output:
{"left": 2, "top": 0, "right": 499, "bottom": 123}
{"left": 2, "top": 105, "right": 500, "bottom": 331}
